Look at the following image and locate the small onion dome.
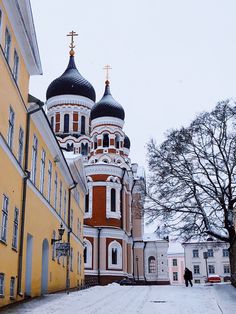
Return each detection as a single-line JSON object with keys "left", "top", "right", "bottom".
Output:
{"left": 46, "top": 55, "right": 96, "bottom": 102}
{"left": 91, "top": 80, "right": 125, "bottom": 120}
{"left": 124, "top": 135, "right": 131, "bottom": 149}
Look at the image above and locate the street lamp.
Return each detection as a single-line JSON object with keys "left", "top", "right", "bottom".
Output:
{"left": 203, "top": 251, "right": 209, "bottom": 281}
{"left": 136, "top": 256, "right": 139, "bottom": 281}
{"left": 51, "top": 223, "right": 65, "bottom": 244}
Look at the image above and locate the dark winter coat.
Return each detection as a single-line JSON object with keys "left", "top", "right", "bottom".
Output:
{"left": 184, "top": 268, "right": 193, "bottom": 280}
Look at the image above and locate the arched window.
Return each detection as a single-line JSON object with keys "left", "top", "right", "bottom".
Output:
{"left": 94, "top": 135, "right": 98, "bottom": 149}
{"left": 108, "top": 241, "right": 122, "bottom": 269}
{"left": 112, "top": 248, "right": 117, "bottom": 264}
{"left": 67, "top": 143, "right": 74, "bottom": 151}
{"left": 115, "top": 134, "right": 120, "bottom": 149}
{"left": 50, "top": 116, "right": 54, "bottom": 130}
{"left": 148, "top": 256, "right": 156, "bottom": 273}
{"left": 81, "top": 116, "right": 85, "bottom": 135}
{"left": 111, "top": 188, "right": 116, "bottom": 212}
{"left": 81, "top": 143, "right": 88, "bottom": 156}
{"left": 64, "top": 114, "right": 69, "bottom": 133}
{"left": 84, "top": 239, "right": 92, "bottom": 268}
{"left": 103, "top": 133, "right": 109, "bottom": 147}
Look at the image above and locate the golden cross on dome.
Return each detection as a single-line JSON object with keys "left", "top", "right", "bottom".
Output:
{"left": 103, "top": 64, "right": 112, "bottom": 82}
{"left": 67, "top": 31, "right": 78, "bottom": 55}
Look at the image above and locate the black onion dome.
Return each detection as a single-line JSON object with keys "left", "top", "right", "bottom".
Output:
{"left": 124, "top": 135, "right": 131, "bottom": 149}
{"left": 91, "top": 81, "right": 125, "bottom": 120}
{"left": 46, "top": 55, "right": 96, "bottom": 101}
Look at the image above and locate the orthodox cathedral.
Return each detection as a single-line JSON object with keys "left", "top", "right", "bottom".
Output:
{"left": 45, "top": 34, "right": 169, "bottom": 285}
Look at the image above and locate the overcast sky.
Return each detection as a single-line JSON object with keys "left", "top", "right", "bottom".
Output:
{"left": 30, "top": 0, "right": 236, "bottom": 169}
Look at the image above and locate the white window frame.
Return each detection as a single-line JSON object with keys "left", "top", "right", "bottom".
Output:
{"left": 223, "top": 249, "right": 229, "bottom": 257}
{"left": 54, "top": 172, "right": 58, "bottom": 209}
{"left": 192, "top": 249, "right": 199, "bottom": 258}
{"left": 4, "top": 27, "right": 11, "bottom": 62}
{"left": 30, "top": 135, "right": 38, "bottom": 184}
{"left": 47, "top": 160, "right": 52, "bottom": 202}
{"left": 1, "top": 195, "right": 9, "bottom": 242}
{"left": 18, "top": 127, "right": 24, "bottom": 166}
{"left": 10, "top": 277, "right": 15, "bottom": 298}
{"left": 0, "top": 273, "right": 4, "bottom": 296}
{"left": 223, "top": 264, "right": 230, "bottom": 274}
{"left": 193, "top": 265, "right": 200, "bottom": 274}
{"left": 13, "top": 49, "right": 19, "bottom": 82}
{"left": 207, "top": 249, "right": 214, "bottom": 258}
{"left": 39, "top": 149, "right": 46, "bottom": 194}
{"left": 84, "top": 239, "right": 92, "bottom": 269}
{"left": 108, "top": 240, "right": 122, "bottom": 270}
{"left": 106, "top": 183, "right": 121, "bottom": 219}
{"left": 208, "top": 265, "right": 215, "bottom": 274}
{"left": 12, "top": 207, "right": 19, "bottom": 249}
{"left": 173, "top": 271, "right": 178, "bottom": 281}
{"left": 7, "top": 107, "right": 15, "bottom": 150}
{"left": 172, "top": 258, "right": 177, "bottom": 266}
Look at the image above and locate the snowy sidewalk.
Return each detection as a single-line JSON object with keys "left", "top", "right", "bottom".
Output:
{"left": 3, "top": 283, "right": 236, "bottom": 314}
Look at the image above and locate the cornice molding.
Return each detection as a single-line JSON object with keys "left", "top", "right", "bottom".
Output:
{"left": 46, "top": 94, "right": 94, "bottom": 110}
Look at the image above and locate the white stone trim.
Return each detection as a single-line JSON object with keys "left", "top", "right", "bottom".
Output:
{"left": 84, "top": 238, "right": 92, "bottom": 268}
{"left": 85, "top": 164, "right": 123, "bottom": 177}
{"left": 91, "top": 117, "right": 124, "bottom": 129}
{"left": 3, "top": 0, "right": 42, "bottom": 75}
{"left": 83, "top": 226, "right": 130, "bottom": 242}
{"left": 46, "top": 95, "right": 94, "bottom": 110}
{"left": 108, "top": 240, "right": 122, "bottom": 269}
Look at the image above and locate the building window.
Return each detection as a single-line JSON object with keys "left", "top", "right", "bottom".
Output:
{"left": 84, "top": 239, "right": 92, "bottom": 268}
{"left": 31, "top": 135, "right": 38, "bottom": 184}
{"left": 148, "top": 256, "right": 156, "bottom": 273}
{"left": 224, "top": 265, "right": 230, "bottom": 274}
{"left": 85, "top": 193, "right": 89, "bottom": 213}
{"left": 208, "top": 265, "right": 215, "bottom": 274}
{"left": 18, "top": 127, "right": 24, "bottom": 166}
{"left": 81, "top": 143, "right": 88, "bottom": 156}
{"left": 50, "top": 116, "right": 54, "bottom": 131}
{"left": 39, "top": 150, "right": 46, "bottom": 194}
{"left": 193, "top": 265, "right": 200, "bottom": 274}
{"left": 64, "top": 114, "right": 69, "bottom": 133}
{"left": 7, "top": 107, "right": 15, "bottom": 149}
{"left": 59, "top": 181, "right": 62, "bottom": 216}
{"left": 10, "top": 277, "right": 15, "bottom": 298}
{"left": 172, "top": 259, "right": 177, "bottom": 266}
{"left": 173, "top": 272, "right": 178, "bottom": 281}
{"left": 194, "top": 279, "right": 201, "bottom": 284}
{"left": 70, "top": 247, "right": 73, "bottom": 271}
{"left": 108, "top": 241, "right": 122, "bottom": 269}
{"left": 94, "top": 135, "right": 98, "bottom": 149}
{"left": 207, "top": 249, "right": 214, "bottom": 258}
{"left": 13, "top": 50, "right": 19, "bottom": 81}
{"left": 81, "top": 116, "right": 85, "bottom": 135}
{"left": 1, "top": 195, "right": 9, "bottom": 242}
{"left": 63, "top": 190, "right": 67, "bottom": 222}
{"left": 0, "top": 273, "right": 4, "bottom": 297}
{"left": 54, "top": 172, "right": 58, "bottom": 209}
{"left": 52, "top": 230, "right": 56, "bottom": 260}
{"left": 192, "top": 249, "right": 199, "bottom": 258}
{"left": 115, "top": 134, "right": 120, "bottom": 148}
{"left": 112, "top": 248, "right": 118, "bottom": 265}
{"left": 12, "top": 207, "right": 19, "bottom": 249}
{"left": 55, "top": 113, "right": 60, "bottom": 132}
{"left": 223, "top": 249, "right": 229, "bottom": 257}
{"left": 47, "top": 161, "right": 52, "bottom": 202}
{"left": 4, "top": 28, "right": 11, "bottom": 62}
{"left": 110, "top": 188, "right": 116, "bottom": 212}
{"left": 103, "top": 133, "right": 109, "bottom": 147}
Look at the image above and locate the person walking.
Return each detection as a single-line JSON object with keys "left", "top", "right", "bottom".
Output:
{"left": 184, "top": 267, "right": 193, "bottom": 287}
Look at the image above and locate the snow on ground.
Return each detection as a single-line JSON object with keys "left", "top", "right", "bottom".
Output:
{"left": 3, "top": 283, "right": 236, "bottom": 314}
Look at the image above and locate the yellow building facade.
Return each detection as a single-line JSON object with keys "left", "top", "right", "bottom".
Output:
{"left": 0, "top": 1, "right": 86, "bottom": 307}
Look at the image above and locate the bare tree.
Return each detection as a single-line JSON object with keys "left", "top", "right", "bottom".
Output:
{"left": 145, "top": 100, "right": 236, "bottom": 286}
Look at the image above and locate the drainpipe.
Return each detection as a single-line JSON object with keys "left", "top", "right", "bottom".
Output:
{"left": 97, "top": 227, "right": 102, "bottom": 285}
{"left": 66, "top": 183, "right": 77, "bottom": 294}
{"left": 17, "top": 100, "right": 44, "bottom": 296}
